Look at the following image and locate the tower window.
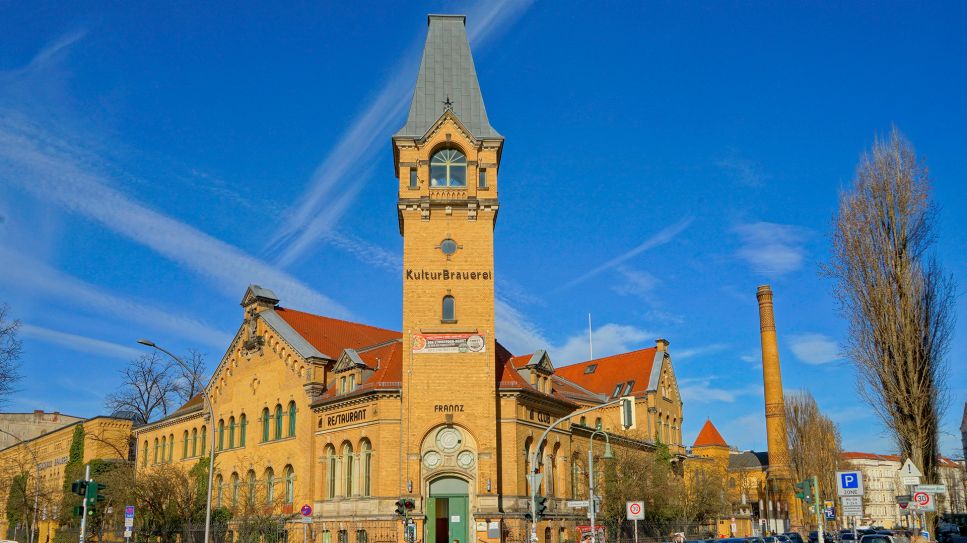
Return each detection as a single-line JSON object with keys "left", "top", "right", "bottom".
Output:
{"left": 478, "top": 168, "right": 487, "bottom": 188}
{"left": 430, "top": 148, "right": 467, "bottom": 187}
{"left": 442, "top": 295, "right": 455, "bottom": 322}
{"left": 409, "top": 168, "right": 418, "bottom": 189}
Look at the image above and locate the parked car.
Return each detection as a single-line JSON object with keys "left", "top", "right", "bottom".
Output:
{"left": 783, "top": 533, "right": 806, "bottom": 543}
{"left": 859, "top": 534, "right": 895, "bottom": 543}
{"left": 747, "top": 537, "right": 767, "bottom": 543}
{"left": 776, "top": 536, "right": 792, "bottom": 543}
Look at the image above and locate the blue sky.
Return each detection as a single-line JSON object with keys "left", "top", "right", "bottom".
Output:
{"left": 1, "top": 1, "right": 965, "bottom": 457}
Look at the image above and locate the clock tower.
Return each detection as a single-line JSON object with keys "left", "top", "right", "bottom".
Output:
{"left": 392, "top": 14, "right": 504, "bottom": 510}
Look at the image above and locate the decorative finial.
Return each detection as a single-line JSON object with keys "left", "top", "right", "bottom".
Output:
{"left": 442, "top": 96, "right": 454, "bottom": 111}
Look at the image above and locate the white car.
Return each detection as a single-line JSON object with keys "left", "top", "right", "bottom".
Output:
{"left": 859, "top": 535, "right": 895, "bottom": 543}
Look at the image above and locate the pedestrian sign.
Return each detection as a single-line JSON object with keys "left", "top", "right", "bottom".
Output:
{"left": 899, "top": 459, "right": 923, "bottom": 477}
{"left": 836, "top": 471, "right": 864, "bottom": 496}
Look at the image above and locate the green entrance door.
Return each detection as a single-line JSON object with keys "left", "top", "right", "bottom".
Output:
{"left": 426, "top": 477, "right": 470, "bottom": 543}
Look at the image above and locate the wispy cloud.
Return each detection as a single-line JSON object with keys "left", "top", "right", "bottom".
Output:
{"left": 788, "top": 333, "right": 841, "bottom": 365}
{"left": 553, "top": 323, "right": 654, "bottom": 366}
{"left": 679, "top": 376, "right": 761, "bottom": 404}
{"left": 0, "top": 115, "right": 352, "bottom": 319}
{"left": 612, "top": 266, "right": 660, "bottom": 300}
{"left": 674, "top": 343, "right": 730, "bottom": 361}
{"left": 734, "top": 221, "right": 809, "bottom": 275}
{"left": 563, "top": 217, "right": 693, "bottom": 290}
{"left": 0, "top": 246, "right": 230, "bottom": 347}
{"left": 20, "top": 324, "right": 143, "bottom": 360}
{"left": 268, "top": 0, "right": 534, "bottom": 267}
{"left": 716, "top": 155, "right": 769, "bottom": 187}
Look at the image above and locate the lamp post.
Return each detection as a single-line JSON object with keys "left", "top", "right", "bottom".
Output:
{"left": 587, "top": 429, "right": 613, "bottom": 543}
{"left": 137, "top": 339, "right": 217, "bottom": 543}
{"left": 0, "top": 428, "right": 41, "bottom": 543}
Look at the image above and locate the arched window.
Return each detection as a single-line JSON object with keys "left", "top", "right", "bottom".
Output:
{"left": 239, "top": 414, "right": 247, "bottom": 447}
{"left": 183, "top": 431, "right": 189, "bottom": 459}
{"left": 160, "top": 435, "right": 166, "bottom": 463}
{"left": 218, "top": 419, "right": 225, "bottom": 450}
{"left": 595, "top": 417, "right": 602, "bottom": 430}
{"left": 265, "top": 468, "right": 275, "bottom": 504}
{"left": 570, "top": 455, "right": 582, "bottom": 499}
{"left": 169, "top": 433, "right": 174, "bottom": 462}
{"left": 191, "top": 428, "right": 198, "bottom": 457}
{"left": 215, "top": 474, "right": 223, "bottom": 507}
{"left": 442, "top": 295, "right": 455, "bottom": 322}
{"left": 288, "top": 401, "right": 297, "bottom": 437}
{"left": 228, "top": 417, "right": 236, "bottom": 448}
{"left": 142, "top": 440, "right": 148, "bottom": 467}
{"left": 342, "top": 442, "right": 354, "bottom": 498}
{"left": 325, "top": 444, "right": 337, "bottom": 498}
{"left": 200, "top": 425, "right": 207, "bottom": 456}
{"left": 430, "top": 148, "right": 467, "bottom": 187}
{"left": 579, "top": 416, "right": 586, "bottom": 427}
{"left": 284, "top": 465, "right": 295, "bottom": 504}
{"left": 246, "top": 470, "right": 257, "bottom": 506}
{"left": 274, "top": 405, "right": 283, "bottom": 440}
{"left": 230, "top": 473, "right": 240, "bottom": 507}
{"left": 546, "top": 449, "right": 556, "bottom": 496}
{"left": 356, "top": 530, "right": 368, "bottom": 543}
{"left": 262, "top": 408, "right": 270, "bottom": 442}
{"left": 360, "top": 440, "right": 372, "bottom": 497}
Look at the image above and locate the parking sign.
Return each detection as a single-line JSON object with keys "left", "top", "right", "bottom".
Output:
{"left": 836, "top": 471, "right": 864, "bottom": 496}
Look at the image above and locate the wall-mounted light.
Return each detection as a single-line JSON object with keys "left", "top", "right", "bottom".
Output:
{"left": 486, "top": 478, "right": 492, "bottom": 492}
{"left": 407, "top": 479, "right": 413, "bottom": 493}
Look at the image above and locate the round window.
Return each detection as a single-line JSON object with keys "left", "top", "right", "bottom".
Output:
{"left": 440, "top": 239, "right": 458, "bottom": 255}
{"left": 457, "top": 451, "right": 475, "bottom": 469}
{"left": 423, "top": 451, "right": 442, "bottom": 469}
{"left": 436, "top": 428, "right": 462, "bottom": 453}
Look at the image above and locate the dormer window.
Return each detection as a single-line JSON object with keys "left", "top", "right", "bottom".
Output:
{"left": 430, "top": 148, "right": 467, "bottom": 187}
{"left": 612, "top": 384, "right": 622, "bottom": 398}
{"left": 623, "top": 380, "right": 635, "bottom": 395}
{"left": 584, "top": 364, "right": 597, "bottom": 374}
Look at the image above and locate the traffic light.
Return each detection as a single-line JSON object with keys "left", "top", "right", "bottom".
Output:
{"left": 794, "top": 478, "right": 814, "bottom": 505}
{"left": 620, "top": 396, "right": 636, "bottom": 430}
{"left": 535, "top": 496, "right": 548, "bottom": 520}
{"left": 71, "top": 480, "right": 88, "bottom": 496}
{"left": 395, "top": 499, "right": 406, "bottom": 517}
{"left": 404, "top": 499, "right": 415, "bottom": 513}
{"left": 85, "top": 482, "right": 107, "bottom": 514}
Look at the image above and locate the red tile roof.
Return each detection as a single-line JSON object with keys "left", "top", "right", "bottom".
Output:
{"left": 842, "top": 452, "right": 962, "bottom": 467}
{"left": 317, "top": 340, "right": 404, "bottom": 401}
{"left": 693, "top": 419, "right": 728, "bottom": 447}
{"left": 554, "top": 347, "right": 658, "bottom": 396}
{"left": 275, "top": 307, "right": 400, "bottom": 359}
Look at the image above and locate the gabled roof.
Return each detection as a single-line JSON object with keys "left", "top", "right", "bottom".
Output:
{"left": 315, "top": 340, "right": 404, "bottom": 403}
{"left": 395, "top": 14, "right": 501, "bottom": 140}
{"left": 693, "top": 419, "right": 728, "bottom": 447}
{"left": 554, "top": 347, "right": 660, "bottom": 397}
{"left": 272, "top": 307, "right": 399, "bottom": 360}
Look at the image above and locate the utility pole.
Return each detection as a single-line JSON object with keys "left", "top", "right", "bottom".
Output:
{"left": 78, "top": 464, "right": 90, "bottom": 543}
{"left": 814, "top": 476, "right": 824, "bottom": 543}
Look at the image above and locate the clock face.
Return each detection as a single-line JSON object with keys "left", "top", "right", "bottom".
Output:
{"left": 440, "top": 238, "right": 458, "bottom": 256}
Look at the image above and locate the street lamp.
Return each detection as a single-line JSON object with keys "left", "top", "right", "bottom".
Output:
{"left": 0, "top": 427, "right": 42, "bottom": 543}
{"left": 588, "top": 429, "right": 613, "bottom": 543}
{"left": 137, "top": 339, "right": 217, "bottom": 543}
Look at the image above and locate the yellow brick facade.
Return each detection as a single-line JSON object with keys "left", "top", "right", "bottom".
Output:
{"left": 0, "top": 417, "right": 132, "bottom": 540}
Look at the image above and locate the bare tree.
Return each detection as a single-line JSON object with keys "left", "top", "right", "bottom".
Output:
{"left": 785, "top": 390, "right": 847, "bottom": 525}
{"left": 824, "top": 127, "right": 954, "bottom": 483}
{"left": 0, "top": 303, "right": 22, "bottom": 404}
{"left": 106, "top": 351, "right": 180, "bottom": 425}
{"left": 173, "top": 349, "right": 207, "bottom": 404}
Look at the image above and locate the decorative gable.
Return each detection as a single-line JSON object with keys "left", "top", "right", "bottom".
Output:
{"left": 525, "top": 349, "right": 555, "bottom": 375}
{"left": 333, "top": 349, "right": 366, "bottom": 373}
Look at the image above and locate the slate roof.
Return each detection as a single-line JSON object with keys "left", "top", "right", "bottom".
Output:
{"left": 395, "top": 14, "right": 501, "bottom": 140}
{"left": 693, "top": 419, "right": 728, "bottom": 447}
{"left": 729, "top": 450, "right": 770, "bottom": 470}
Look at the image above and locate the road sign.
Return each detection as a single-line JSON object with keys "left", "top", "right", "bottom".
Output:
{"left": 124, "top": 505, "right": 135, "bottom": 527}
{"left": 902, "top": 476, "right": 922, "bottom": 486}
{"left": 526, "top": 473, "right": 544, "bottom": 489}
{"left": 626, "top": 501, "right": 645, "bottom": 520}
{"left": 566, "top": 500, "right": 589, "bottom": 508}
{"left": 841, "top": 496, "right": 863, "bottom": 517}
{"left": 913, "top": 492, "right": 931, "bottom": 507}
{"left": 300, "top": 504, "right": 312, "bottom": 517}
{"left": 836, "top": 471, "right": 864, "bottom": 496}
{"left": 823, "top": 501, "right": 836, "bottom": 520}
{"left": 915, "top": 484, "right": 947, "bottom": 494}
{"left": 896, "top": 495, "right": 911, "bottom": 506}
{"left": 899, "top": 459, "right": 923, "bottom": 477}
{"left": 123, "top": 530, "right": 132, "bottom": 539}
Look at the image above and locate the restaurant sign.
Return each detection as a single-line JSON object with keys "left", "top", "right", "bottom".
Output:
{"left": 412, "top": 333, "right": 486, "bottom": 354}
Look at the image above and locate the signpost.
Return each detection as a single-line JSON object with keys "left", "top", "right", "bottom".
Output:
{"left": 900, "top": 460, "right": 929, "bottom": 540}
{"left": 915, "top": 485, "right": 946, "bottom": 494}
{"left": 823, "top": 501, "right": 836, "bottom": 520}
{"left": 123, "top": 506, "right": 135, "bottom": 543}
{"left": 566, "top": 500, "right": 590, "bottom": 508}
{"left": 300, "top": 504, "right": 313, "bottom": 543}
{"left": 836, "top": 471, "right": 864, "bottom": 496}
{"left": 627, "top": 501, "right": 644, "bottom": 543}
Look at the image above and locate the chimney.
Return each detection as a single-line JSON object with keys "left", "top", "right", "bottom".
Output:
{"left": 655, "top": 338, "right": 669, "bottom": 352}
{"left": 756, "top": 285, "right": 792, "bottom": 481}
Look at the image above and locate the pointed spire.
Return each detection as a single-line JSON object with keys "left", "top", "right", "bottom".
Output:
{"left": 693, "top": 419, "right": 728, "bottom": 447}
{"left": 396, "top": 14, "right": 501, "bottom": 140}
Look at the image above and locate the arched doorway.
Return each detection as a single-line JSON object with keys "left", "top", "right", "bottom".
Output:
{"left": 426, "top": 476, "right": 469, "bottom": 543}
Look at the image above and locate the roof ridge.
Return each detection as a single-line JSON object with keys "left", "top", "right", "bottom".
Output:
{"left": 557, "top": 346, "right": 658, "bottom": 369}
{"left": 275, "top": 306, "right": 400, "bottom": 335}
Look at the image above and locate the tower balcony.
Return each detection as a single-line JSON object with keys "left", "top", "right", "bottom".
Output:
{"left": 429, "top": 187, "right": 468, "bottom": 201}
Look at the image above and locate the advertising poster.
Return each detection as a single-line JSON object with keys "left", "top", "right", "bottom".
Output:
{"left": 577, "top": 526, "right": 606, "bottom": 543}
{"left": 412, "top": 333, "right": 486, "bottom": 353}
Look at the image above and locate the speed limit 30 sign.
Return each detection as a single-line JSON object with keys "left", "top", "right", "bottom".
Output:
{"left": 626, "top": 501, "right": 645, "bottom": 520}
